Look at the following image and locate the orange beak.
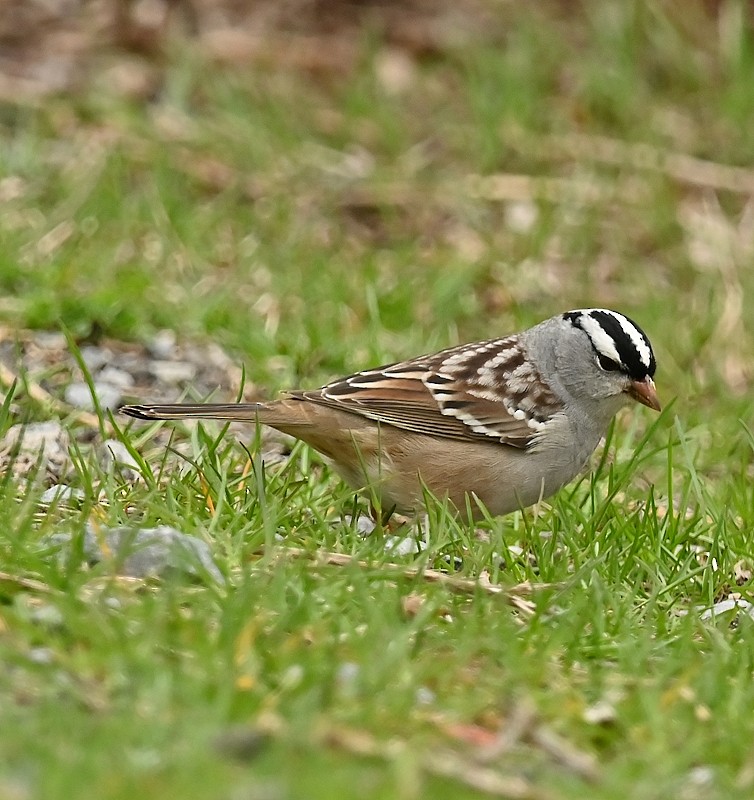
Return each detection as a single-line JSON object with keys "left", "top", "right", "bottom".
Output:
{"left": 628, "top": 377, "right": 661, "bottom": 411}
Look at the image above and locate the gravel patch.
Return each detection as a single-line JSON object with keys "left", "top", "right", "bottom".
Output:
{"left": 0, "top": 328, "right": 291, "bottom": 482}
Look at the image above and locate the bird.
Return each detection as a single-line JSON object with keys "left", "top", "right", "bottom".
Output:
{"left": 121, "top": 309, "right": 660, "bottom": 520}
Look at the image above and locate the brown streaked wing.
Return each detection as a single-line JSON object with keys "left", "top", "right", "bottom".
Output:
{"left": 286, "top": 341, "right": 559, "bottom": 448}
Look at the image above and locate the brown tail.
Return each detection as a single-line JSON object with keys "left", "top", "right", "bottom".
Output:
{"left": 120, "top": 403, "right": 266, "bottom": 422}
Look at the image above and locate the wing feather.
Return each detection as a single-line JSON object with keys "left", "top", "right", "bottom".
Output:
{"left": 287, "top": 337, "right": 564, "bottom": 450}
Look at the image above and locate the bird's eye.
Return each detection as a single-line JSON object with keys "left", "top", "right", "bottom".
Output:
{"left": 598, "top": 354, "right": 622, "bottom": 372}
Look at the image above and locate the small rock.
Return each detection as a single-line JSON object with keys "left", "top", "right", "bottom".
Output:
{"left": 700, "top": 598, "right": 754, "bottom": 621}
{"left": 40, "top": 484, "right": 84, "bottom": 505}
{"left": 47, "top": 524, "right": 224, "bottom": 584}
{"left": 97, "top": 367, "right": 134, "bottom": 389}
{"left": 65, "top": 381, "right": 122, "bottom": 411}
{"left": 384, "top": 535, "right": 422, "bottom": 556}
{"left": 0, "top": 421, "right": 69, "bottom": 480}
{"left": 680, "top": 765, "right": 715, "bottom": 799}
{"left": 34, "top": 332, "right": 66, "bottom": 350}
{"left": 1, "top": 421, "right": 68, "bottom": 461}
{"left": 28, "top": 604, "right": 64, "bottom": 628}
{"left": 505, "top": 200, "right": 539, "bottom": 234}
{"left": 687, "top": 766, "right": 714, "bottom": 785}
{"left": 79, "top": 346, "right": 110, "bottom": 371}
{"left": 583, "top": 701, "right": 617, "bottom": 725}
{"left": 100, "top": 439, "right": 141, "bottom": 483}
{"left": 147, "top": 329, "right": 177, "bottom": 359}
{"left": 27, "top": 647, "right": 55, "bottom": 665}
{"left": 148, "top": 360, "right": 196, "bottom": 383}
{"left": 336, "top": 662, "right": 360, "bottom": 686}
{"left": 415, "top": 686, "right": 436, "bottom": 705}
{"left": 340, "top": 514, "right": 376, "bottom": 536}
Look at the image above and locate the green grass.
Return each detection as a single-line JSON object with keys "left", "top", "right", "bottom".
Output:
{"left": 2, "top": 1, "right": 754, "bottom": 797}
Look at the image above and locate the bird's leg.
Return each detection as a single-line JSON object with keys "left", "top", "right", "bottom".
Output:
{"left": 367, "top": 499, "right": 396, "bottom": 532}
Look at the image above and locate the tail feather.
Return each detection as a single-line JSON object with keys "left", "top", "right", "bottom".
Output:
{"left": 120, "top": 403, "right": 265, "bottom": 422}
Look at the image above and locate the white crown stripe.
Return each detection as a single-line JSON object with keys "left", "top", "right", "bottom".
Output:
{"left": 603, "top": 310, "right": 652, "bottom": 368}
{"left": 577, "top": 315, "right": 623, "bottom": 365}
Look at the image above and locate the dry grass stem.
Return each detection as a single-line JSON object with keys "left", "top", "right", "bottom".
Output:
{"left": 264, "top": 546, "right": 555, "bottom": 616}
{"left": 322, "top": 724, "right": 551, "bottom": 800}
{"left": 514, "top": 132, "right": 754, "bottom": 194}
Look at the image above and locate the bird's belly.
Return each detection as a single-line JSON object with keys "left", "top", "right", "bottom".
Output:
{"left": 429, "top": 446, "right": 587, "bottom": 518}
{"left": 332, "top": 431, "right": 595, "bottom": 520}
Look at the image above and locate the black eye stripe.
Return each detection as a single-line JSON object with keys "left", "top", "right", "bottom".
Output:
{"left": 597, "top": 354, "right": 622, "bottom": 372}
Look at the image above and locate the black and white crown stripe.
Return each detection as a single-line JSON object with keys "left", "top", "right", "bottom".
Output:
{"left": 564, "top": 309, "right": 656, "bottom": 380}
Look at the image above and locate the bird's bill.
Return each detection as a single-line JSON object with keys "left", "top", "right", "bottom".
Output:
{"left": 628, "top": 378, "right": 661, "bottom": 411}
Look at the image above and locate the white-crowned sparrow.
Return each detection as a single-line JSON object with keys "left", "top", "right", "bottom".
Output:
{"left": 121, "top": 309, "right": 660, "bottom": 519}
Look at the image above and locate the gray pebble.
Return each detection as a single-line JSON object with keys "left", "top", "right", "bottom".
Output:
{"left": 148, "top": 360, "right": 197, "bottom": 384}
{"left": 415, "top": 686, "right": 436, "bottom": 705}
{"left": 700, "top": 598, "right": 754, "bottom": 621}
{"left": 80, "top": 345, "right": 110, "bottom": 371}
{"left": 34, "top": 332, "right": 67, "bottom": 350}
{"left": 1, "top": 421, "right": 68, "bottom": 459}
{"left": 100, "top": 439, "right": 141, "bottom": 482}
{"left": 65, "top": 381, "right": 122, "bottom": 411}
{"left": 147, "top": 329, "right": 177, "bottom": 359}
{"left": 97, "top": 367, "right": 134, "bottom": 389}
{"left": 64, "top": 382, "right": 96, "bottom": 409}
{"left": 339, "top": 515, "right": 376, "bottom": 536}
{"left": 28, "top": 647, "right": 56, "bottom": 665}
{"left": 93, "top": 382, "right": 123, "bottom": 410}
{"left": 48, "top": 524, "right": 224, "bottom": 584}
{"left": 28, "top": 604, "right": 64, "bottom": 628}
{"left": 40, "top": 484, "right": 84, "bottom": 505}
{"left": 336, "top": 661, "right": 360, "bottom": 685}
{"left": 384, "top": 535, "right": 421, "bottom": 556}
{"left": 0, "top": 421, "right": 69, "bottom": 480}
